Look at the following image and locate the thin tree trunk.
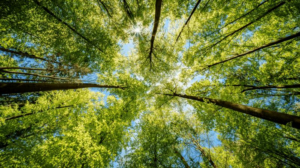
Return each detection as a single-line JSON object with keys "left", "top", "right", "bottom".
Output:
{"left": 33, "top": 0, "right": 103, "bottom": 52}
{"left": 174, "top": 148, "right": 190, "bottom": 168}
{"left": 123, "top": 0, "right": 134, "bottom": 21}
{"left": 0, "top": 69, "right": 72, "bottom": 80}
{"left": 205, "top": 1, "right": 285, "bottom": 51}
{"left": 0, "top": 82, "right": 126, "bottom": 94}
{"left": 5, "top": 105, "right": 73, "bottom": 121}
{"left": 163, "top": 93, "right": 300, "bottom": 129}
{"left": 205, "top": 31, "right": 300, "bottom": 69}
{"left": 176, "top": 0, "right": 202, "bottom": 42}
{"left": 0, "top": 67, "right": 49, "bottom": 71}
{"left": 148, "top": 0, "right": 162, "bottom": 69}
{"left": 242, "top": 84, "right": 300, "bottom": 92}
{"left": 221, "top": 0, "right": 268, "bottom": 29}
{"left": 192, "top": 139, "right": 217, "bottom": 168}
{"left": 97, "top": 0, "right": 112, "bottom": 17}
{"left": 0, "top": 47, "right": 59, "bottom": 63}
{"left": 0, "top": 78, "right": 49, "bottom": 82}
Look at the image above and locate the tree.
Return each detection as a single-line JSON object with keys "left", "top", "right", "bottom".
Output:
{"left": 1, "top": 0, "right": 300, "bottom": 167}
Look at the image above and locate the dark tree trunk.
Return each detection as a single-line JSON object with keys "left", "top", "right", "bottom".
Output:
{"left": 176, "top": 0, "right": 202, "bottom": 42}
{"left": 0, "top": 82, "right": 126, "bottom": 94}
{"left": 164, "top": 93, "right": 300, "bottom": 129}
{"left": 148, "top": 0, "right": 162, "bottom": 69}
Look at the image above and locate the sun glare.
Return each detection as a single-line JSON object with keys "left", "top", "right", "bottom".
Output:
{"left": 133, "top": 27, "right": 141, "bottom": 33}
{"left": 130, "top": 23, "right": 143, "bottom": 35}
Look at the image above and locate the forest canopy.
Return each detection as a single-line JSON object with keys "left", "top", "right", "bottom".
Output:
{"left": 0, "top": 0, "right": 300, "bottom": 167}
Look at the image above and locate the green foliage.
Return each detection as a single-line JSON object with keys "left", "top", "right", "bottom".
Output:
{"left": 1, "top": 0, "right": 300, "bottom": 167}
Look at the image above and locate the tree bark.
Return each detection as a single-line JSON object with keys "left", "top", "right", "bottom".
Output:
{"left": 0, "top": 82, "right": 126, "bottom": 94}
{"left": 164, "top": 93, "right": 300, "bottom": 129}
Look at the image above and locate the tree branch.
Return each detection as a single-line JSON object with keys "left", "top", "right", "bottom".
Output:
{"left": 176, "top": 0, "right": 202, "bottom": 42}
{"left": 33, "top": 0, "right": 103, "bottom": 52}
{"left": 205, "top": 31, "right": 300, "bottom": 69}
{"left": 204, "top": 1, "right": 285, "bottom": 51}
{"left": 242, "top": 84, "right": 300, "bottom": 92}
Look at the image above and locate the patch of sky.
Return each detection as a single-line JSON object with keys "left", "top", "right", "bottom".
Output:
{"left": 120, "top": 39, "right": 134, "bottom": 57}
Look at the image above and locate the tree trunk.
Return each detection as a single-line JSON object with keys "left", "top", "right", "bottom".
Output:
{"left": 33, "top": 0, "right": 103, "bottom": 52}
{"left": 205, "top": 31, "right": 300, "bottom": 69}
{"left": 205, "top": 1, "right": 285, "bottom": 50}
{"left": 242, "top": 84, "right": 300, "bottom": 92}
{"left": 0, "top": 69, "right": 72, "bottom": 80}
{"left": 148, "top": 0, "right": 162, "bottom": 69}
{"left": 5, "top": 105, "right": 73, "bottom": 121}
{"left": 221, "top": 0, "right": 268, "bottom": 29}
{"left": 0, "top": 47, "right": 59, "bottom": 63}
{"left": 192, "top": 139, "right": 217, "bottom": 168}
{"left": 0, "top": 67, "right": 49, "bottom": 71}
{"left": 0, "top": 83, "right": 126, "bottom": 94}
{"left": 174, "top": 148, "right": 190, "bottom": 168}
{"left": 176, "top": 0, "right": 202, "bottom": 42}
{"left": 97, "top": 0, "right": 112, "bottom": 17}
{"left": 164, "top": 93, "right": 300, "bottom": 129}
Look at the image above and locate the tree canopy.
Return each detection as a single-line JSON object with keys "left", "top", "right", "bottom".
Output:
{"left": 1, "top": 0, "right": 300, "bottom": 167}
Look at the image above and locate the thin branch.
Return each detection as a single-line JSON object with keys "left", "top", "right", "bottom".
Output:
{"left": 176, "top": 0, "right": 202, "bottom": 42}
{"left": 0, "top": 47, "right": 59, "bottom": 64}
{"left": 0, "top": 70, "right": 73, "bottom": 80}
{"left": 204, "top": 1, "right": 285, "bottom": 51}
{"left": 242, "top": 84, "right": 300, "bottom": 92}
{"left": 0, "top": 78, "right": 49, "bottom": 82}
{"left": 192, "top": 138, "right": 217, "bottom": 168}
{"left": 0, "top": 67, "right": 49, "bottom": 71}
{"left": 97, "top": 0, "right": 112, "bottom": 17}
{"left": 33, "top": 0, "right": 103, "bottom": 52}
{"left": 5, "top": 105, "right": 73, "bottom": 121}
{"left": 221, "top": 0, "right": 268, "bottom": 29}
{"left": 174, "top": 148, "right": 190, "bottom": 168}
{"left": 205, "top": 31, "right": 300, "bottom": 69}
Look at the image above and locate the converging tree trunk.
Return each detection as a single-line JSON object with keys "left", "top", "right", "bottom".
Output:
{"left": 205, "top": 31, "right": 300, "bottom": 69}
{"left": 148, "top": 0, "right": 162, "bottom": 69}
{"left": 174, "top": 148, "right": 190, "bottom": 168}
{"left": 242, "top": 84, "right": 300, "bottom": 92}
{"left": 164, "top": 93, "right": 300, "bottom": 129}
{"left": 205, "top": 1, "right": 285, "bottom": 50}
{"left": 0, "top": 83, "right": 126, "bottom": 94}
{"left": 192, "top": 138, "right": 217, "bottom": 168}
{"left": 176, "top": 0, "right": 202, "bottom": 42}
{"left": 33, "top": 0, "right": 103, "bottom": 52}
{"left": 5, "top": 105, "right": 73, "bottom": 121}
